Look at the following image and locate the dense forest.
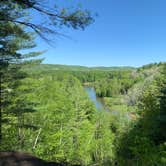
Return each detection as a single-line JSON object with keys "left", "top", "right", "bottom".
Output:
{"left": 0, "top": 0, "right": 166, "bottom": 166}
{"left": 1, "top": 62, "right": 166, "bottom": 166}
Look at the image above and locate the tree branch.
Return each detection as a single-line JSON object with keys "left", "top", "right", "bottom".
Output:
{"left": 0, "top": 19, "right": 69, "bottom": 44}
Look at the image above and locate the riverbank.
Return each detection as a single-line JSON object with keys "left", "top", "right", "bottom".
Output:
{"left": 84, "top": 86, "right": 109, "bottom": 111}
{"left": 84, "top": 85, "right": 138, "bottom": 120}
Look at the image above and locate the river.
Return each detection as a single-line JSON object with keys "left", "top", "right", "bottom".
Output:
{"left": 84, "top": 86, "right": 109, "bottom": 112}
{"left": 84, "top": 86, "right": 131, "bottom": 119}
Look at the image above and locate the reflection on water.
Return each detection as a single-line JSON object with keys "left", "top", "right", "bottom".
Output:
{"left": 84, "top": 86, "right": 109, "bottom": 111}
{"left": 84, "top": 86, "right": 131, "bottom": 119}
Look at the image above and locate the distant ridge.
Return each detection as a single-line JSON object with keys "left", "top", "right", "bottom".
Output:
{"left": 25, "top": 64, "right": 136, "bottom": 72}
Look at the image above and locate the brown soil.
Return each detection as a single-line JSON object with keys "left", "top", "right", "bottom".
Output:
{"left": 0, "top": 151, "right": 79, "bottom": 166}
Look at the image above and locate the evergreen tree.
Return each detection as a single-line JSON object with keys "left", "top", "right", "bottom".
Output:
{"left": 0, "top": 0, "right": 42, "bottom": 147}
{"left": 0, "top": 0, "right": 93, "bottom": 146}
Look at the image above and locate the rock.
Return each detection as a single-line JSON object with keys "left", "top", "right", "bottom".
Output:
{"left": 0, "top": 151, "right": 66, "bottom": 166}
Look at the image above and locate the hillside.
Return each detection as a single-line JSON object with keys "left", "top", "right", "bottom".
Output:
{"left": 2, "top": 62, "right": 165, "bottom": 166}
{"left": 24, "top": 64, "right": 135, "bottom": 72}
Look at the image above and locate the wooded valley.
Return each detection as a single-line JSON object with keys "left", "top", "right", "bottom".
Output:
{"left": 0, "top": 1, "right": 166, "bottom": 166}
{"left": 1, "top": 62, "right": 166, "bottom": 166}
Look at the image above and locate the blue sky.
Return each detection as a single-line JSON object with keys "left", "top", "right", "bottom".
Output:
{"left": 34, "top": 0, "right": 166, "bottom": 67}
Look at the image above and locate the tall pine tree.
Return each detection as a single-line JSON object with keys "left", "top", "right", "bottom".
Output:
{"left": 0, "top": 0, "right": 93, "bottom": 146}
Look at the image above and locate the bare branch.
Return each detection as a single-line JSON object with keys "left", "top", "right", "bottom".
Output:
{"left": 33, "top": 128, "right": 42, "bottom": 149}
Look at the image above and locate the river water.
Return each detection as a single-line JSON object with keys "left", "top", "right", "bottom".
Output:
{"left": 84, "top": 86, "right": 109, "bottom": 112}
{"left": 84, "top": 86, "right": 131, "bottom": 119}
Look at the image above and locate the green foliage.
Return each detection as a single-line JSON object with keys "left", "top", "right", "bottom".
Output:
{"left": 1, "top": 3, "right": 165, "bottom": 164}
{"left": 1, "top": 61, "right": 166, "bottom": 165}
{"left": 116, "top": 64, "right": 166, "bottom": 166}
{"left": 0, "top": 1, "right": 95, "bottom": 163}
{"left": 0, "top": 0, "right": 42, "bottom": 145}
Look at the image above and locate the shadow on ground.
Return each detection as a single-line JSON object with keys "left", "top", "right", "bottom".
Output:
{"left": 0, "top": 151, "right": 80, "bottom": 166}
